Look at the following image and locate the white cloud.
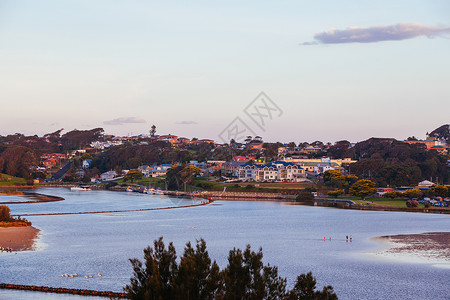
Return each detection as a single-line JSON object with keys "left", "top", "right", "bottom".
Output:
{"left": 175, "top": 121, "right": 198, "bottom": 125}
{"left": 301, "top": 23, "right": 450, "bottom": 45}
{"left": 103, "top": 117, "right": 147, "bottom": 125}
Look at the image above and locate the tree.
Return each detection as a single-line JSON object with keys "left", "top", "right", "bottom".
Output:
{"left": 0, "top": 205, "right": 11, "bottom": 221}
{"left": 343, "top": 175, "right": 359, "bottom": 194}
{"left": 323, "top": 170, "right": 345, "bottom": 188}
{"left": 150, "top": 125, "right": 156, "bottom": 138}
{"left": 166, "top": 164, "right": 201, "bottom": 191}
{"left": 124, "top": 237, "right": 177, "bottom": 300}
{"left": 125, "top": 237, "right": 337, "bottom": 300}
{"left": 286, "top": 272, "right": 337, "bottom": 300}
{"left": 124, "top": 169, "right": 143, "bottom": 183}
{"left": 81, "top": 153, "right": 93, "bottom": 160}
{"left": 383, "top": 191, "right": 403, "bottom": 199}
{"left": 349, "top": 179, "right": 376, "bottom": 199}
{"left": 327, "top": 140, "right": 353, "bottom": 159}
{"left": 32, "top": 170, "right": 48, "bottom": 180}
{"left": 60, "top": 128, "right": 104, "bottom": 150}
{"left": 174, "top": 239, "right": 222, "bottom": 300}
{"left": 402, "top": 188, "right": 422, "bottom": 199}
{"left": 428, "top": 185, "right": 449, "bottom": 198}
{"left": 0, "top": 145, "right": 38, "bottom": 179}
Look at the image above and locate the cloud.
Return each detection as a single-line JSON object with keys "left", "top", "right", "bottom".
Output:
{"left": 176, "top": 121, "right": 198, "bottom": 125}
{"left": 103, "top": 117, "right": 147, "bottom": 125}
{"left": 301, "top": 23, "right": 450, "bottom": 45}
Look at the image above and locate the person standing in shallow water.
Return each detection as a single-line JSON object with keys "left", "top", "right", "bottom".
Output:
{"left": 350, "top": 235, "right": 352, "bottom": 242}
{"left": 346, "top": 235, "right": 348, "bottom": 242}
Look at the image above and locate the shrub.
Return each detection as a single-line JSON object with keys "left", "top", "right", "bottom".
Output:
{"left": 296, "top": 191, "right": 315, "bottom": 201}
{"left": 105, "top": 182, "right": 118, "bottom": 189}
{"left": 328, "top": 190, "right": 344, "bottom": 198}
{"left": 0, "top": 205, "right": 11, "bottom": 221}
{"left": 403, "top": 188, "right": 422, "bottom": 199}
{"left": 383, "top": 191, "right": 403, "bottom": 199}
{"left": 406, "top": 200, "right": 419, "bottom": 208}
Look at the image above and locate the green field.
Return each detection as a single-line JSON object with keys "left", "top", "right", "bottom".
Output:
{"left": 191, "top": 178, "right": 314, "bottom": 193}
{"left": 223, "top": 182, "right": 314, "bottom": 190}
{"left": 352, "top": 199, "right": 408, "bottom": 207}
{"left": 114, "top": 176, "right": 166, "bottom": 188}
{"left": 0, "top": 173, "right": 27, "bottom": 186}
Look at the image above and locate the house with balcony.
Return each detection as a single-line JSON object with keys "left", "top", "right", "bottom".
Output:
{"left": 236, "top": 161, "right": 304, "bottom": 182}
{"left": 100, "top": 170, "right": 118, "bottom": 181}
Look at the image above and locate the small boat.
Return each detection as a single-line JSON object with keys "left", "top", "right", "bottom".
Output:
{"left": 71, "top": 186, "right": 91, "bottom": 191}
{"left": 126, "top": 187, "right": 133, "bottom": 192}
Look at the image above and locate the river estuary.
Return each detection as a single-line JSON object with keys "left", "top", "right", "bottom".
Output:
{"left": 0, "top": 188, "right": 449, "bottom": 299}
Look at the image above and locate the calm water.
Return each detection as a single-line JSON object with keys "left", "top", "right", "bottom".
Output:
{"left": 1, "top": 188, "right": 449, "bottom": 300}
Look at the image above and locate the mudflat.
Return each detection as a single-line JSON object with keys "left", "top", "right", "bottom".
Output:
{"left": 372, "top": 232, "right": 450, "bottom": 264}
{"left": 0, "top": 226, "right": 40, "bottom": 251}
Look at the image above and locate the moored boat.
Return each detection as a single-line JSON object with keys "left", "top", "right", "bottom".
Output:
{"left": 70, "top": 186, "right": 91, "bottom": 191}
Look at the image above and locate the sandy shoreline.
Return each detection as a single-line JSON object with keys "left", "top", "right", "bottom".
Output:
{"left": 369, "top": 232, "right": 450, "bottom": 267}
{"left": 0, "top": 226, "right": 40, "bottom": 251}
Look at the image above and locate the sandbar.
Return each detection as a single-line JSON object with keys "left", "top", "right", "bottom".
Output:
{"left": 370, "top": 232, "right": 450, "bottom": 267}
{"left": 0, "top": 226, "right": 40, "bottom": 251}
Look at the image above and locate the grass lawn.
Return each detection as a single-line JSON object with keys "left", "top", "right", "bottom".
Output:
{"left": 0, "top": 174, "right": 27, "bottom": 186}
{"left": 370, "top": 199, "right": 408, "bottom": 207}
{"left": 223, "top": 182, "right": 314, "bottom": 190}
{"left": 114, "top": 176, "right": 166, "bottom": 188}
{"left": 196, "top": 177, "right": 312, "bottom": 187}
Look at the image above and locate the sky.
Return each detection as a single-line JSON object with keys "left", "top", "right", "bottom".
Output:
{"left": 0, "top": 0, "right": 449, "bottom": 143}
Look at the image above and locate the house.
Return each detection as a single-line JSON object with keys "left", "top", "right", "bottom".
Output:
{"left": 206, "top": 161, "right": 226, "bottom": 172}
{"left": 198, "top": 139, "right": 216, "bottom": 145}
{"left": 189, "top": 160, "right": 207, "bottom": 169}
{"left": 158, "top": 135, "right": 178, "bottom": 144}
{"left": 233, "top": 156, "right": 255, "bottom": 162}
{"left": 139, "top": 164, "right": 173, "bottom": 177}
{"left": 429, "top": 145, "right": 447, "bottom": 154}
{"left": 41, "top": 153, "right": 67, "bottom": 160}
{"left": 302, "top": 145, "right": 323, "bottom": 154}
{"left": 222, "top": 161, "right": 246, "bottom": 177}
{"left": 151, "top": 164, "right": 173, "bottom": 177}
{"left": 90, "top": 175, "right": 100, "bottom": 183}
{"left": 375, "top": 187, "right": 393, "bottom": 197}
{"left": 100, "top": 170, "right": 118, "bottom": 181}
{"left": 404, "top": 134, "right": 447, "bottom": 152}
{"left": 42, "top": 158, "right": 58, "bottom": 169}
{"left": 82, "top": 159, "right": 92, "bottom": 169}
{"left": 246, "top": 140, "right": 264, "bottom": 151}
{"left": 277, "top": 147, "right": 288, "bottom": 155}
{"left": 417, "top": 180, "right": 435, "bottom": 188}
{"left": 236, "top": 161, "right": 305, "bottom": 182}
{"left": 176, "top": 137, "right": 191, "bottom": 145}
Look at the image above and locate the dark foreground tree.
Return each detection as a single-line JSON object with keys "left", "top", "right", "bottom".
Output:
{"left": 124, "top": 237, "right": 337, "bottom": 300}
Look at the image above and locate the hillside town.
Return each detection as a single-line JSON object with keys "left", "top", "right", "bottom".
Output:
{"left": 0, "top": 124, "right": 449, "bottom": 207}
